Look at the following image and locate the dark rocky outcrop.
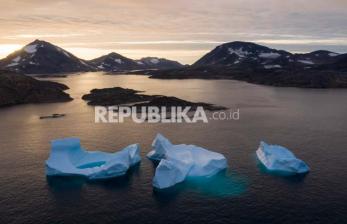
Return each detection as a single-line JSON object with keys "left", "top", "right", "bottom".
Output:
{"left": 0, "top": 70, "right": 72, "bottom": 107}
{"left": 82, "top": 87, "right": 225, "bottom": 111}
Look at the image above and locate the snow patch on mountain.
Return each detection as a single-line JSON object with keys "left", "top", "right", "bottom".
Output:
{"left": 228, "top": 47, "right": 250, "bottom": 58}
{"left": 150, "top": 58, "right": 160, "bottom": 64}
{"left": 114, "top": 59, "right": 123, "bottom": 64}
{"left": 6, "top": 62, "right": 19, "bottom": 67}
{"left": 298, "top": 60, "right": 315, "bottom": 65}
{"left": 55, "top": 47, "right": 71, "bottom": 58}
{"left": 329, "top": 52, "right": 339, "bottom": 57}
{"left": 12, "top": 56, "right": 21, "bottom": 62}
{"left": 259, "top": 52, "right": 281, "bottom": 59}
{"left": 24, "top": 44, "right": 38, "bottom": 54}
{"left": 264, "top": 65, "right": 282, "bottom": 69}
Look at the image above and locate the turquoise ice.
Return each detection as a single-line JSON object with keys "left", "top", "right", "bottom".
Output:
{"left": 148, "top": 134, "right": 228, "bottom": 189}
{"left": 46, "top": 138, "right": 141, "bottom": 180}
{"left": 256, "top": 141, "right": 309, "bottom": 175}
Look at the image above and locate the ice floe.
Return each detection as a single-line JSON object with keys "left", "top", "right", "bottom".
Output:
{"left": 148, "top": 134, "right": 228, "bottom": 189}
{"left": 46, "top": 138, "right": 141, "bottom": 180}
{"left": 256, "top": 141, "right": 309, "bottom": 175}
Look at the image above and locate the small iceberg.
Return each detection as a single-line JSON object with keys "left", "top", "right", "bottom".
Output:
{"left": 256, "top": 141, "right": 309, "bottom": 175}
{"left": 46, "top": 138, "right": 141, "bottom": 180}
{"left": 147, "top": 134, "right": 228, "bottom": 189}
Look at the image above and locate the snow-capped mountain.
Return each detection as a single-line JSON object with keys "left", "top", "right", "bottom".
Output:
{"left": 90, "top": 54, "right": 184, "bottom": 72}
{"left": 0, "top": 40, "right": 184, "bottom": 74}
{"left": 192, "top": 41, "right": 345, "bottom": 71}
{"left": 146, "top": 41, "right": 347, "bottom": 88}
{"left": 193, "top": 41, "right": 292, "bottom": 69}
{"left": 89, "top": 52, "right": 141, "bottom": 72}
{"left": 0, "top": 40, "right": 94, "bottom": 74}
{"left": 136, "top": 57, "right": 184, "bottom": 70}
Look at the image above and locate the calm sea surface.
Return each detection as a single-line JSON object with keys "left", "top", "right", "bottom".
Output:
{"left": 1, "top": 72, "right": 347, "bottom": 224}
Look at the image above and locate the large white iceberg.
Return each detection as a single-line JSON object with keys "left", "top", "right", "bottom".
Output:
{"left": 256, "top": 141, "right": 309, "bottom": 175}
{"left": 46, "top": 138, "right": 141, "bottom": 180}
{"left": 147, "top": 134, "right": 228, "bottom": 189}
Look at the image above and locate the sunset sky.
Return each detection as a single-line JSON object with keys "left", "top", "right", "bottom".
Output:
{"left": 0, "top": 0, "right": 347, "bottom": 64}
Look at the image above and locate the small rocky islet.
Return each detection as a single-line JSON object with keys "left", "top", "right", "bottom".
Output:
{"left": 82, "top": 87, "right": 226, "bottom": 111}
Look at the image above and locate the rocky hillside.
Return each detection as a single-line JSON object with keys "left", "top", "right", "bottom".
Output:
{"left": 147, "top": 41, "right": 347, "bottom": 88}
{"left": 0, "top": 70, "right": 72, "bottom": 107}
{"left": 193, "top": 41, "right": 345, "bottom": 71}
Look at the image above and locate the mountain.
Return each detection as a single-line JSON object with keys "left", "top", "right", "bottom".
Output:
{"left": 0, "top": 70, "right": 72, "bottom": 107}
{"left": 0, "top": 40, "right": 184, "bottom": 74}
{"left": 146, "top": 41, "right": 347, "bottom": 88}
{"left": 0, "top": 40, "right": 94, "bottom": 74}
{"left": 193, "top": 41, "right": 292, "bottom": 68}
{"left": 136, "top": 57, "right": 184, "bottom": 70}
{"left": 89, "top": 52, "right": 142, "bottom": 72}
{"left": 192, "top": 41, "right": 345, "bottom": 70}
{"left": 90, "top": 54, "right": 184, "bottom": 72}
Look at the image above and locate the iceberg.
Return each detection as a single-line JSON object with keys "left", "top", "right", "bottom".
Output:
{"left": 148, "top": 134, "right": 228, "bottom": 189}
{"left": 46, "top": 138, "right": 141, "bottom": 180}
{"left": 256, "top": 141, "right": 309, "bottom": 175}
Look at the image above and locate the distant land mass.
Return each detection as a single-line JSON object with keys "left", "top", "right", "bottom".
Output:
{"left": 0, "top": 70, "right": 72, "bottom": 107}
{"left": 0, "top": 40, "right": 184, "bottom": 74}
{"left": 1, "top": 40, "right": 347, "bottom": 88}
{"left": 139, "top": 41, "right": 347, "bottom": 88}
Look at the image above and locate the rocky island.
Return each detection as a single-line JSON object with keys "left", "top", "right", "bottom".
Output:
{"left": 82, "top": 87, "right": 226, "bottom": 111}
{"left": 0, "top": 70, "right": 72, "bottom": 107}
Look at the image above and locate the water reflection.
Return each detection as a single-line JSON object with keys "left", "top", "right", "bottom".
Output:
{"left": 152, "top": 169, "right": 248, "bottom": 203}
{"left": 46, "top": 164, "right": 141, "bottom": 193}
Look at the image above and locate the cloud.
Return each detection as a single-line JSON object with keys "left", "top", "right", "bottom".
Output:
{"left": 0, "top": 0, "right": 346, "bottom": 63}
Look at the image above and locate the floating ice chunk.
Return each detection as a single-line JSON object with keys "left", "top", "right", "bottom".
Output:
{"left": 46, "top": 138, "right": 141, "bottom": 180}
{"left": 147, "top": 133, "right": 173, "bottom": 161}
{"left": 24, "top": 44, "right": 38, "bottom": 54}
{"left": 148, "top": 134, "right": 228, "bottom": 189}
{"left": 153, "top": 159, "right": 192, "bottom": 189}
{"left": 256, "top": 141, "right": 309, "bottom": 175}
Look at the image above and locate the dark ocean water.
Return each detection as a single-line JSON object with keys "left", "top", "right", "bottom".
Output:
{"left": 0, "top": 73, "right": 347, "bottom": 224}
